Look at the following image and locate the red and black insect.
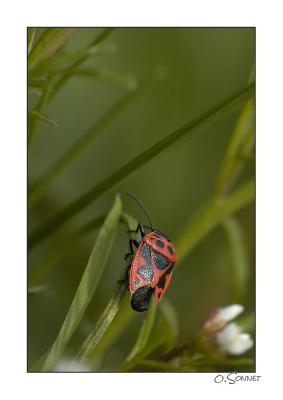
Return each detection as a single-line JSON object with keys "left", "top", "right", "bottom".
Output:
{"left": 122, "top": 193, "right": 177, "bottom": 312}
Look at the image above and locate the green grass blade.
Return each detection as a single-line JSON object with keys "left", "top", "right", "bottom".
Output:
{"left": 27, "top": 27, "right": 36, "bottom": 55}
{"left": 50, "top": 28, "right": 115, "bottom": 99}
{"left": 75, "top": 211, "right": 137, "bottom": 363}
{"left": 28, "top": 77, "right": 55, "bottom": 148}
{"left": 213, "top": 99, "right": 255, "bottom": 198}
{"left": 41, "top": 194, "right": 122, "bottom": 371}
{"left": 89, "top": 295, "right": 135, "bottom": 361}
{"left": 125, "top": 298, "right": 157, "bottom": 362}
{"left": 76, "top": 282, "right": 128, "bottom": 362}
{"left": 29, "top": 75, "right": 151, "bottom": 206}
{"left": 222, "top": 216, "right": 249, "bottom": 302}
{"left": 175, "top": 180, "right": 255, "bottom": 262}
{"left": 28, "top": 28, "right": 77, "bottom": 70}
{"left": 28, "top": 83, "right": 254, "bottom": 248}
{"left": 29, "top": 110, "right": 58, "bottom": 127}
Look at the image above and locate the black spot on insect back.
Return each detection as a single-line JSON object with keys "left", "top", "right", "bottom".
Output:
{"left": 154, "top": 252, "right": 169, "bottom": 270}
{"left": 141, "top": 244, "right": 151, "bottom": 265}
{"left": 156, "top": 240, "right": 165, "bottom": 248}
{"left": 167, "top": 245, "right": 174, "bottom": 255}
{"left": 131, "top": 285, "right": 154, "bottom": 312}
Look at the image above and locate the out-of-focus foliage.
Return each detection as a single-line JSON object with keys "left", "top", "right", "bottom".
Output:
{"left": 28, "top": 27, "right": 255, "bottom": 372}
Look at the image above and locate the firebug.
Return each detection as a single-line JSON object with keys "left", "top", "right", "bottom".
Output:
{"left": 122, "top": 192, "right": 178, "bottom": 312}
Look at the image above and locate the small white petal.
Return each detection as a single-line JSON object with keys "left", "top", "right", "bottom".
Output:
{"left": 217, "top": 322, "right": 253, "bottom": 356}
{"left": 217, "top": 304, "right": 244, "bottom": 323}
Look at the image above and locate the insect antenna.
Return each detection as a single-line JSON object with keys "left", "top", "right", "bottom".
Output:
{"left": 125, "top": 192, "right": 154, "bottom": 230}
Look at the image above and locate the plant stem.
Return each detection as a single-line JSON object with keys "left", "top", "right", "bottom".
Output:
{"left": 28, "top": 83, "right": 254, "bottom": 249}
{"left": 28, "top": 75, "right": 151, "bottom": 206}
{"left": 175, "top": 179, "right": 254, "bottom": 262}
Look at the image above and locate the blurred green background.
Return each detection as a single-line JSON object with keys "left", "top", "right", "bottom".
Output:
{"left": 28, "top": 27, "right": 255, "bottom": 371}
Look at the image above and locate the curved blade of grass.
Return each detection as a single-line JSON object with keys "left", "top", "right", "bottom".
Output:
{"left": 29, "top": 74, "right": 151, "bottom": 206}
{"left": 29, "top": 110, "right": 58, "bottom": 127}
{"left": 75, "top": 211, "right": 137, "bottom": 363}
{"left": 222, "top": 216, "right": 249, "bottom": 302}
{"left": 28, "top": 83, "right": 254, "bottom": 248}
{"left": 175, "top": 179, "right": 255, "bottom": 262}
{"left": 89, "top": 295, "right": 136, "bottom": 361}
{"left": 76, "top": 281, "right": 129, "bottom": 362}
{"left": 214, "top": 99, "right": 255, "bottom": 198}
{"left": 28, "top": 28, "right": 77, "bottom": 70}
{"left": 125, "top": 298, "right": 157, "bottom": 362}
{"left": 29, "top": 211, "right": 133, "bottom": 290}
{"left": 41, "top": 194, "right": 122, "bottom": 371}
{"left": 27, "top": 27, "right": 36, "bottom": 55}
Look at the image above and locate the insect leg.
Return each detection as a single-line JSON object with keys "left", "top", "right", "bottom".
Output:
{"left": 117, "top": 263, "right": 131, "bottom": 283}
{"left": 124, "top": 239, "right": 139, "bottom": 260}
{"left": 127, "top": 223, "right": 145, "bottom": 237}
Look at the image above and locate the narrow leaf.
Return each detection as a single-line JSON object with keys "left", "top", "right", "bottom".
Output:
{"left": 41, "top": 194, "right": 122, "bottom": 371}
{"left": 126, "top": 298, "right": 157, "bottom": 362}
{"left": 222, "top": 216, "right": 249, "bottom": 302}
{"left": 175, "top": 180, "right": 255, "bottom": 262}
{"left": 28, "top": 77, "right": 56, "bottom": 148}
{"left": 28, "top": 28, "right": 77, "bottom": 70}
{"left": 214, "top": 99, "right": 255, "bottom": 198}
{"left": 89, "top": 296, "right": 135, "bottom": 361}
{"left": 50, "top": 28, "right": 115, "bottom": 99}
{"left": 27, "top": 27, "right": 36, "bottom": 55}
{"left": 75, "top": 211, "right": 138, "bottom": 363}
{"left": 76, "top": 282, "right": 128, "bottom": 362}
{"left": 29, "top": 75, "right": 151, "bottom": 206}
{"left": 28, "top": 83, "right": 254, "bottom": 248}
{"left": 29, "top": 110, "right": 58, "bottom": 127}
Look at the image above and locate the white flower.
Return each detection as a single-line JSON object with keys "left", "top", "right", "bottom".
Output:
{"left": 217, "top": 322, "right": 253, "bottom": 356}
{"left": 203, "top": 304, "right": 244, "bottom": 334}
{"left": 216, "top": 304, "right": 244, "bottom": 323}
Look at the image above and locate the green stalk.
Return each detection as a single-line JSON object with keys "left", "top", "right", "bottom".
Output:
{"left": 28, "top": 83, "right": 254, "bottom": 249}
{"left": 175, "top": 180, "right": 254, "bottom": 262}
{"left": 29, "top": 75, "right": 152, "bottom": 206}
{"left": 41, "top": 195, "right": 121, "bottom": 371}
